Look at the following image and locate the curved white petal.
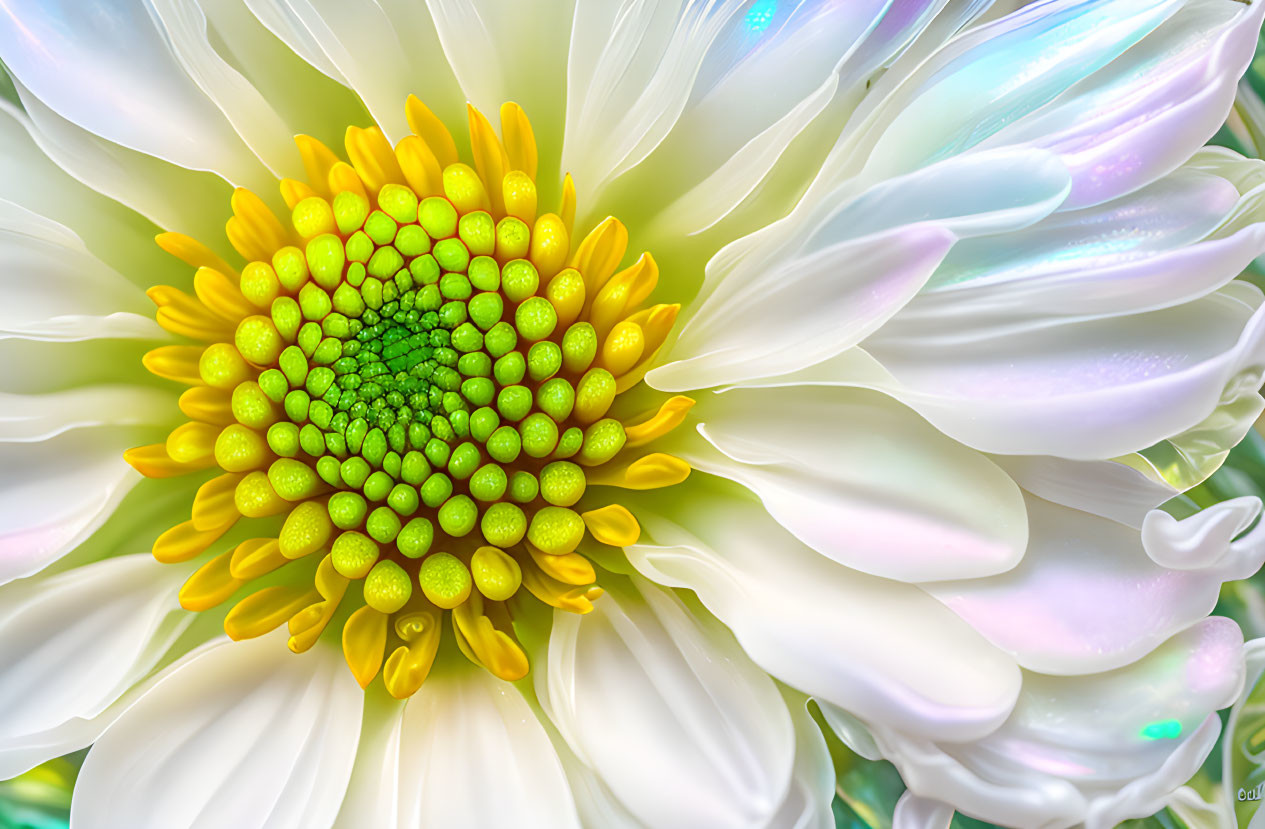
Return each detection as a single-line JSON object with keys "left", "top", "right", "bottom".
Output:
{"left": 538, "top": 577, "right": 795, "bottom": 828}
{"left": 867, "top": 618, "right": 1245, "bottom": 829}
{"left": 577, "top": 0, "right": 894, "bottom": 219}
{"left": 0, "top": 555, "right": 188, "bottom": 746}
{"left": 623, "top": 482, "right": 1021, "bottom": 742}
{"left": 0, "top": 102, "right": 182, "bottom": 281}
{"left": 0, "top": 626, "right": 209, "bottom": 780}
{"left": 0, "top": 386, "right": 168, "bottom": 442}
{"left": 664, "top": 385, "right": 1027, "bottom": 582}
{"left": 0, "top": 0, "right": 273, "bottom": 187}
{"left": 0, "top": 199, "right": 162, "bottom": 342}
{"left": 990, "top": 455, "right": 1177, "bottom": 528}
{"left": 893, "top": 792, "right": 953, "bottom": 829}
{"left": 4, "top": 89, "right": 234, "bottom": 248}
{"left": 0, "top": 428, "right": 144, "bottom": 585}
{"left": 332, "top": 696, "right": 405, "bottom": 829}
{"left": 769, "top": 689, "right": 836, "bottom": 829}
{"left": 926, "top": 496, "right": 1265, "bottom": 675}
{"left": 147, "top": 0, "right": 298, "bottom": 176}
{"left": 396, "top": 667, "right": 580, "bottom": 829}
{"left": 866, "top": 284, "right": 1265, "bottom": 459}
{"left": 859, "top": 0, "right": 1183, "bottom": 183}
{"left": 71, "top": 635, "right": 363, "bottom": 829}
{"left": 650, "top": 147, "right": 1070, "bottom": 391}
{"left": 982, "top": 0, "right": 1265, "bottom": 209}
{"left": 245, "top": 0, "right": 462, "bottom": 141}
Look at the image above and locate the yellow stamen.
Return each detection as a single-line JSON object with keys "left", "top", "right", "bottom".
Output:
{"left": 280, "top": 178, "right": 319, "bottom": 211}
{"left": 559, "top": 173, "right": 576, "bottom": 236}
{"left": 213, "top": 424, "right": 271, "bottom": 472}
{"left": 166, "top": 421, "right": 220, "bottom": 465}
{"left": 155, "top": 232, "right": 238, "bottom": 281}
{"left": 224, "top": 584, "right": 319, "bottom": 641}
{"left": 405, "top": 95, "right": 459, "bottom": 168}
{"left": 152, "top": 518, "right": 234, "bottom": 564}
{"left": 191, "top": 472, "right": 244, "bottom": 531}
{"left": 295, "top": 135, "right": 340, "bottom": 199}
{"left": 571, "top": 217, "right": 628, "bottom": 297}
{"left": 615, "top": 303, "right": 681, "bottom": 393}
{"left": 345, "top": 126, "right": 405, "bottom": 199}
{"left": 228, "top": 538, "right": 287, "bottom": 580}
{"left": 288, "top": 555, "right": 349, "bottom": 653}
{"left": 278, "top": 501, "right": 333, "bottom": 559}
{"left": 442, "top": 162, "right": 490, "bottom": 214}
{"left": 587, "top": 453, "right": 692, "bottom": 490}
{"left": 179, "top": 551, "right": 243, "bottom": 612}
{"left": 327, "top": 161, "right": 368, "bottom": 199}
{"left": 467, "top": 104, "right": 510, "bottom": 215}
{"left": 226, "top": 188, "right": 291, "bottom": 262}
{"left": 396, "top": 135, "right": 443, "bottom": 197}
{"left": 156, "top": 305, "right": 231, "bottom": 342}
{"left": 520, "top": 566, "right": 600, "bottom": 614}
{"left": 543, "top": 268, "right": 585, "bottom": 328}
{"left": 470, "top": 546, "right": 522, "bottom": 602}
{"left": 234, "top": 471, "right": 289, "bottom": 518}
{"left": 194, "top": 267, "right": 256, "bottom": 321}
{"left": 527, "top": 544, "right": 596, "bottom": 586}
{"left": 143, "top": 345, "right": 205, "bottom": 385}
{"left": 452, "top": 593, "right": 529, "bottom": 681}
{"left": 383, "top": 609, "right": 443, "bottom": 699}
{"left": 581, "top": 504, "right": 641, "bottom": 547}
{"left": 124, "top": 443, "right": 213, "bottom": 478}
{"left": 500, "top": 102, "right": 538, "bottom": 180}
{"left": 502, "top": 170, "right": 538, "bottom": 225}
{"left": 342, "top": 605, "right": 388, "bottom": 688}
{"left": 599, "top": 320, "right": 645, "bottom": 376}
{"left": 591, "top": 252, "right": 658, "bottom": 338}
{"left": 530, "top": 213, "right": 569, "bottom": 279}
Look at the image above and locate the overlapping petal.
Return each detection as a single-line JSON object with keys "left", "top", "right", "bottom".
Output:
{"left": 71, "top": 634, "right": 363, "bottom": 829}
{"left": 538, "top": 577, "right": 799, "bottom": 828}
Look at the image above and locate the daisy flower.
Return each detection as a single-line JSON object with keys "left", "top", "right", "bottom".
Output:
{"left": 2, "top": 1, "right": 1265, "bottom": 827}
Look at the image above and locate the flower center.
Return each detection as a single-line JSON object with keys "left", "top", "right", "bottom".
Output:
{"left": 127, "top": 98, "right": 694, "bottom": 698}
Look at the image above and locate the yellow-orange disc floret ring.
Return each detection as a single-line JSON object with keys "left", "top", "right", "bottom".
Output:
{"left": 125, "top": 97, "right": 695, "bottom": 698}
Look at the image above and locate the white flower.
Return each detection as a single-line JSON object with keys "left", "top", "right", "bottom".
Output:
{"left": 1, "top": 1, "right": 1264, "bottom": 828}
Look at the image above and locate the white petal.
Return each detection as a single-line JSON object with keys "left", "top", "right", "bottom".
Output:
{"left": 396, "top": 667, "right": 580, "bottom": 829}
{"left": 769, "top": 689, "right": 836, "bottom": 829}
{"left": 0, "top": 630, "right": 206, "bottom": 780}
{"left": 990, "top": 455, "right": 1176, "bottom": 528}
{"left": 650, "top": 147, "right": 1069, "bottom": 391}
{"left": 864, "top": 285, "right": 1265, "bottom": 458}
{"left": 925, "top": 496, "right": 1265, "bottom": 675}
{"left": 893, "top": 793, "right": 953, "bottom": 829}
{"left": 0, "top": 0, "right": 273, "bottom": 187}
{"left": 147, "top": 0, "right": 298, "bottom": 176}
{"left": 5, "top": 88, "right": 235, "bottom": 247}
{"left": 71, "top": 635, "right": 363, "bottom": 829}
{"left": 245, "top": 0, "right": 461, "bottom": 141}
{"left": 0, "top": 103, "right": 182, "bottom": 281}
{"left": 666, "top": 385, "right": 1026, "bottom": 582}
{"left": 868, "top": 618, "right": 1244, "bottom": 829}
{"left": 0, "top": 429, "right": 143, "bottom": 585}
{"left": 538, "top": 577, "right": 794, "bottom": 828}
{"left": 0, "top": 555, "right": 188, "bottom": 744}
{"left": 0, "top": 386, "right": 168, "bottom": 442}
{"left": 616, "top": 0, "right": 898, "bottom": 230}
{"left": 332, "top": 696, "right": 405, "bottom": 829}
{"left": 860, "top": 0, "right": 1183, "bottom": 182}
{"left": 422, "top": 0, "right": 573, "bottom": 142}
{"left": 623, "top": 482, "right": 1021, "bottom": 742}
{"left": 0, "top": 199, "right": 162, "bottom": 342}
{"left": 983, "top": 0, "right": 1265, "bottom": 209}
